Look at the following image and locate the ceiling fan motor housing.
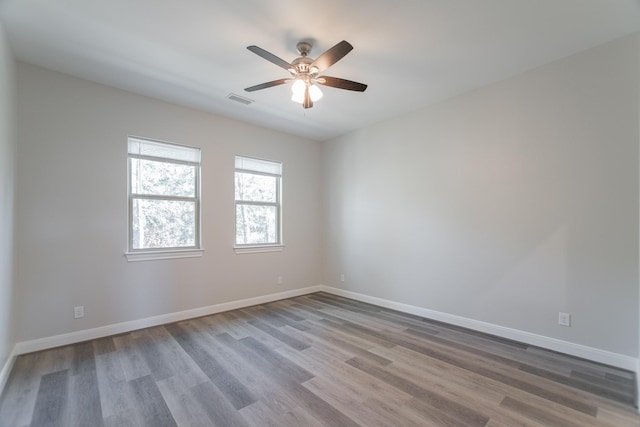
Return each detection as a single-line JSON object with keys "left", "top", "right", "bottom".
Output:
{"left": 291, "top": 56, "right": 315, "bottom": 76}
{"left": 296, "top": 41, "right": 312, "bottom": 56}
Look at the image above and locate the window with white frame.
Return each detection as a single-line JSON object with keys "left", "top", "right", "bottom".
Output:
{"left": 127, "top": 137, "right": 201, "bottom": 254}
{"left": 234, "top": 155, "right": 282, "bottom": 248}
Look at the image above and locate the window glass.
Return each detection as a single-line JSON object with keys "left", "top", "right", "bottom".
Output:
{"left": 234, "top": 155, "right": 281, "bottom": 247}
{"left": 131, "top": 158, "right": 196, "bottom": 197}
{"left": 128, "top": 137, "right": 201, "bottom": 252}
{"left": 234, "top": 172, "right": 277, "bottom": 202}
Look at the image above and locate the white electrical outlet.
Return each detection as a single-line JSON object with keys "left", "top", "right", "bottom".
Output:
{"left": 74, "top": 306, "right": 85, "bottom": 319}
{"left": 277, "top": 276, "right": 284, "bottom": 285}
{"left": 558, "top": 312, "right": 571, "bottom": 327}
{"left": 340, "top": 274, "right": 345, "bottom": 282}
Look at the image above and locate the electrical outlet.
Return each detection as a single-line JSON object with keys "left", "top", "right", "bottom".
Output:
{"left": 277, "top": 276, "right": 284, "bottom": 285}
{"left": 558, "top": 312, "right": 571, "bottom": 327}
{"left": 340, "top": 274, "right": 345, "bottom": 282}
{"left": 74, "top": 306, "right": 84, "bottom": 319}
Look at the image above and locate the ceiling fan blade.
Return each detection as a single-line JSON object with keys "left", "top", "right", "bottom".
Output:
{"left": 311, "top": 40, "right": 353, "bottom": 73}
{"left": 317, "top": 76, "right": 368, "bottom": 92}
{"left": 244, "top": 78, "right": 291, "bottom": 92}
{"left": 247, "top": 45, "right": 292, "bottom": 71}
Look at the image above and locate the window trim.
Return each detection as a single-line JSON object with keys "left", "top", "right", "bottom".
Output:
{"left": 125, "top": 136, "right": 203, "bottom": 261}
{"left": 234, "top": 155, "right": 283, "bottom": 251}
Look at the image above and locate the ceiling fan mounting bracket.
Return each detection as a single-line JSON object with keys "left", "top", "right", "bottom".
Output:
{"left": 296, "top": 41, "right": 312, "bottom": 57}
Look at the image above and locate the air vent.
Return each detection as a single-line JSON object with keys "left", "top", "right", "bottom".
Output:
{"left": 227, "top": 93, "right": 254, "bottom": 105}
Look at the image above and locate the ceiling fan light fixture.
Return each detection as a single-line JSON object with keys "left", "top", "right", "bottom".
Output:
{"left": 291, "top": 91, "right": 304, "bottom": 104}
{"left": 309, "top": 84, "right": 323, "bottom": 102}
{"left": 291, "top": 78, "right": 306, "bottom": 96}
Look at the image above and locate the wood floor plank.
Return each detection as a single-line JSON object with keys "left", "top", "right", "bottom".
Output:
{"left": 94, "top": 351, "right": 139, "bottom": 422}
{"left": 112, "top": 334, "right": 151, "bottom": 382}
{"left": 180, "top": 323, "right": 303, "bottom": 413}
{"left": 237, "top": 335, "right": 314, "bottom": 382}
{"left": 596, "top": 406, "right": 640, "bottom": 427}
{"left": 525, "top": 345, "right": 632, "bottom": 378}
{"left": 193, "top": 315, "right": 285, "bottom": 351}
{"left": 191, "top": 380, "right": 249, "bottom": 427}
{"left": 239, "top": 401, "right": 306, "bottom": 427}
{"left": 291, "top": 302, "right": 355, "bottom": 324}
{"left": 500, "top": 396, "right": 585, "bottom": 427}
{"left": 381, "top": 350, "right": 559, "bottom": 427}
{"left": 520, "top": 363, "right": 635, "bottom": 405}
{"left": 165, "top": 323, "right": 257, "bottom": 410}
{"left": 157, "top": 375, "right": 215, "bottom": 426}
{"left": 346, "top": 356, "right": 490, "bottom": 426}
{"left": 273, "top": 300, "right": 327, "bottom": 322}
{"left": 2, "top": 292, "right": 638, "bottom": 427}
{"left": 360, "top": 397, "right": 430, "bottom": 427}
{"left": 381, "top": 343, "right": 624, "bottom": 427}
{"left": 303, "top": 377, "right": 397, "bottom": 427}
{"left": 288, "top": 383, "right": 361, "bottom": 427}
{"left": 246, "top": 318, "right": 311, "bottom": 350}
{"left": 203, "top": 330, "right": 303, "bottom": 393}
{"left": 102, "top": 408, "right": 141, "bottom": 427}
{"left": 145, "top": 326, "right": 209, "bottom": 388}
{"left": 68, "top": 342, "right": 104, "bottom": 427}
{"left": 0, "top": 352, "right": 43, "bottom": 426}
{"left": 276, "top": 344, "right": 412, "bottom": 409}
{"left": 300, "top": 322, "right": 394, "bottom": 366}
{"left": 93, "top": 337, "right": 117, "bottom": 356}
{"left": 405, "top": 396, "right": 486, "bottom": 427}
{"left": 572, "top": 369, "right": 635, "bottom": 392}
{"left": 402, "top": 327, "right": 523, "bottom": 368}
{"left": 266, "top": 305, "right": 308, "bottom": 322}
{"left": 343, "top": 319, "right": 600, "bottom": 416}
{"left": 215, "top": 312, "right": 252, "bottom": 339}
{"left": 30, "top": 369, "right": 69, "bottom": 427}
{"left": 314, "top": 317, "right": 397, "bottom": 349}
{"left": 133, "top": 334, "right": 174, "bottom": 382}
{"left": 128, "top": 375, "right": 177, "bottom": 427}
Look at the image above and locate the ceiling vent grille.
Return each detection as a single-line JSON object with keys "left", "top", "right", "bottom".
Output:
{"left": 227, "top": 93, "right": 254, "bottom": 105}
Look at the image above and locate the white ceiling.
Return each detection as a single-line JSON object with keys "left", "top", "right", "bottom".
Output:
{"left": 1, "top": 0, "right": 639, "bottom": 141}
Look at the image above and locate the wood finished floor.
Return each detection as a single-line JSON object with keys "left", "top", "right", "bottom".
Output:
{"left": 0, "top": 292, "right": 638, "bottom": 427}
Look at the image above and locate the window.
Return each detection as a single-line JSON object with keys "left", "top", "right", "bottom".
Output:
{"left": 127, "top": 137, "right": 202, "bottom": 260}
{"left": 235, "top": 155, "right": 282, "bottom": 250}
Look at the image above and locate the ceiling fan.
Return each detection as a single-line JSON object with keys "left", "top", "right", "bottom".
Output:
{"left": 244, "top": 40, "right": 367, "bottom": 109}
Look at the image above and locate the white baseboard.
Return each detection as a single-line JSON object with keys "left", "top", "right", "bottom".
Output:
{"left": 0, "top": 345, "right": 17, "bottom": 396}
{"left": 318, "top": 285, "right": 638, "bottom": 372}
{"left": 12, "top": 285, "right": 323, "bottom": 356}
{"left": 636, "top": 358, "right": 640, "bottom": 409}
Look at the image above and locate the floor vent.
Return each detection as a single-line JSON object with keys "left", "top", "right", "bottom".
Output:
{"left": 227, "top": 93, "right": 254, "bottom": 105}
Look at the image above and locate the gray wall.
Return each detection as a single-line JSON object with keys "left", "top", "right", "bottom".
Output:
{"left": 0, "top": 23, "right": 16, "bottom": 377}
{"left": 14, "top": 63, "right": 322, "bottom": 342}
{"left": 322, "top": 34, "right": 640, "bottom": 356}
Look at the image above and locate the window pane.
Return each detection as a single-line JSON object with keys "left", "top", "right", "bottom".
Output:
{"left": 235, "top": 204, "right": 277, "bottom": 245}
{"left": 132, "top": 199, "right": 196, "bottom": 249}
{"left": 131, "top": 158, "right": 196, "bottom": 197}
{"left": 235, "top": 172, "right": 277, "bottom": 202}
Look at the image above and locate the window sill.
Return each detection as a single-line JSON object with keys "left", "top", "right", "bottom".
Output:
{"left": 125, "top": 249, "right": 204, "bottom": 262}
{"left": 234, "top": 245, "right": 284, "bottom": 254}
